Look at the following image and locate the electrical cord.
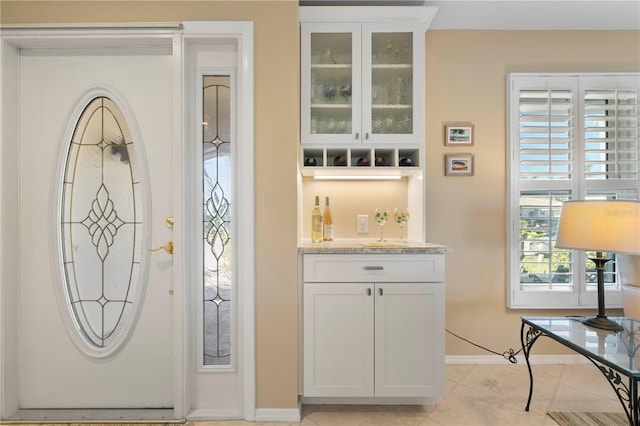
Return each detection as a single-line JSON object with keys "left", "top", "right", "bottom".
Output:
{"left": 446, "top": 329, "right": 521, "bottom": 364}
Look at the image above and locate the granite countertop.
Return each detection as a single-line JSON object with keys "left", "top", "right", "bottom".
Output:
{"left": 298, "top": 239, "right": 452, "bottom": 254}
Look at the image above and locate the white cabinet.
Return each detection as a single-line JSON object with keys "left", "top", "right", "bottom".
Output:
{"left": 303, "top": 283, "right": 375, "bottom": 397}
{"left": 302, "top": 253, "right": 445, "bottom": 399}
{"left": 301, "top": 23, "right": 362, "bottom": 146}
{"left": 300, "top": 23, "right": 424, "bottom": 146}
{"left": 300, "top": 7, "right": 435, "bottom": 148}
{"left": 374, "top": 282, "right": 444, "bottom": 397}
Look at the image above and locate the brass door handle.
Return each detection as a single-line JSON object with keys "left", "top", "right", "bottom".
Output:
{"left": 150, "top": 241, "right": 174, "bottom": 255}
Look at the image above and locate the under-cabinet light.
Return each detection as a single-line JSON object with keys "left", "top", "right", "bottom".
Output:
{"left": 313, "top": 174, "right": 402, "bottom": 181}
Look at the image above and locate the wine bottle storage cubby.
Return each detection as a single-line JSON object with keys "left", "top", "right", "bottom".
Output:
{"left": 398, "top": 148, "right": 420, "bottom": 168}
{"left": 300, "top": 147, "right": 421, "bottom": 175}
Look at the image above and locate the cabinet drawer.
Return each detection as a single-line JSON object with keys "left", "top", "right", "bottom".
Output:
{"left": 303, "top": 253, "right": 444, "bottom": 283}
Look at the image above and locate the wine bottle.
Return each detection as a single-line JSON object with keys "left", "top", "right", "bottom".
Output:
{"left": 311, "top": 195, "right": 323, "bottom": 243}
{"left": 333, "top": 155, "right": 346, "bottom": 166}
{"left": 323, "top": 196, "right": 334, "bottom": 242}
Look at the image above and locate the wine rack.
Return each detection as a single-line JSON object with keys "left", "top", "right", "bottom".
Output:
{"left": 300, "top": 147, "right": 421, "bottom": 176}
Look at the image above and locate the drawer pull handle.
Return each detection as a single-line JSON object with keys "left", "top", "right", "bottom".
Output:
{"left": 364, "top": 266, "right": 384, "bottom": 271}
{"left": 379, "top": 288, "right": 383, "bottom": 296}
{"left": 367, "top": 288, "right": 372, "bottom": 296}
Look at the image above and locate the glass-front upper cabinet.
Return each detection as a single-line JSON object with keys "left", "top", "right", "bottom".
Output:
{"left": 301, "top": 23, "right": 362, "bottom": 145}
{"left": 301, "top": 19, "right": 426, "bottom": 145}
{"left": 363, "top": 26, "right": 419, "bottom": 143}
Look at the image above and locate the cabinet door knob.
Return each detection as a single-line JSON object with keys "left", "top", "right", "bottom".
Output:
{"left": 365, "top": 132, "right": 369, "bottom": 140}
{"left": 379, "top": 288, "right": 383, "bottom": 296}
{"left": 364, "top": 266, "right": 383, "bottom": 271}
{"left": 355, "top": 132, "right": 359, "bottom": 140}
{"left": 367, "top": 288, "right": 372, "bottom": 296}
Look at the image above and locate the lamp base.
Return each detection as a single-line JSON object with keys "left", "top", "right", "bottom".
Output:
{"left": 582, "top": 315, "right": 623, "bottom": 332}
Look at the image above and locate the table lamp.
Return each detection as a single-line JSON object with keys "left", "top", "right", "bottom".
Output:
{"left": 555, "top": 200, "right": 640, "bottom": 332}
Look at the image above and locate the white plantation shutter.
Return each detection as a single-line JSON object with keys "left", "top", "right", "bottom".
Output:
{"left": 508, "top": 73, "right": 640, "bottom": 309}
{"left": 583, "top": 87, "right": 639, "bottom": 181}
{"left": 518, "top": 89, "right": 573, "bottom": 180}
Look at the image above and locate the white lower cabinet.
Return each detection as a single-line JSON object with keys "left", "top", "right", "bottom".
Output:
{"left": 374, "top": 282, "right": 444, "bottom": 397}
{"left": 303, "top": 283, "right": 375, "bottom": 397}
{"left": 302, "top": 254, "right": 445, "bottom": 399}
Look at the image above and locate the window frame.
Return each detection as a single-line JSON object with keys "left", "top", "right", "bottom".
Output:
{"left": 507, "top": 72, "right": 640, "bottom": 309}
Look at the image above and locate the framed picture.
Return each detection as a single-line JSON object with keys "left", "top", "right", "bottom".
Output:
{"left": 444, "top": 122, "right": 474, "bottom": 146}
{"left": 445, "top": 153, "right": 474, "bottom": 176}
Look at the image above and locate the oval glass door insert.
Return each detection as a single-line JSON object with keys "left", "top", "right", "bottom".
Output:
{"left": 60, "top": 94, "right": 149, "bottom": 356}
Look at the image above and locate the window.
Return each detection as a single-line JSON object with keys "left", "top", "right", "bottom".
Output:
{"left": 508, "top": 73, "right": 640, "bottom": 309}
{"left": 59, "top": 93, "right": 149, "bottom": 357}
{"left": 201, "top": 74, "right": 234, "bottom": 367}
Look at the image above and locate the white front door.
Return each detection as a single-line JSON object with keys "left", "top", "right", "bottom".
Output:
{"left": 17, "top": 47, "right": 175, "bottom": 413}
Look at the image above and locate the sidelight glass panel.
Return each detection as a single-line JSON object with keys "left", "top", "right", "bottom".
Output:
{"left": 202, "top": 75, "right": 232, "bottom": 366}
{"left": 60, "top": 95, "right": 146, "bottom": 353}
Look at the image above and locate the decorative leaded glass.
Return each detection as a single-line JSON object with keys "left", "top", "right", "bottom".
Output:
{"left": 202, "top": 76, "right": 232, "bottom": 366}
{"left": 60, "top": 95, "right": 146, "bottom": 354}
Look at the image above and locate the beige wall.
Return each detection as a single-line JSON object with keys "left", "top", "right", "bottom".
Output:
{"left": 2, "top": 1, "right": 640, "bottom": 409}
{"left": 425, "top": 30, "right": 640, "bottom": 357}
{"left": 301, "top": 179, "right": 410, "bottom": 239}
{"left": 1, "top": 0, "right": 300, "bottom": 410}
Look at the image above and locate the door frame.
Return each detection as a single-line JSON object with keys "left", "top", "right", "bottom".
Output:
{"left": 0, "top": 22, "right": 255, "bottom": 422}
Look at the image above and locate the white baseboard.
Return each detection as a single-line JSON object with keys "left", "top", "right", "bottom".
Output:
{"left": 186, "top": 408, "right": 241, "bottom": 421}
{"left": 254, "top": 405, "right": 302, "bottom": 423}
{"left": 446, "top": 354, "right": 589, "bottom": 365}
{"left": 187, "top": 406, "right": 304, "bottom": 422}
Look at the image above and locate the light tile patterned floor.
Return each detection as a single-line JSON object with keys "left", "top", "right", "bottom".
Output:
{"left": 7, "top": 364, "right": 626, "bottom": 426}
{"left": 189, "top": 363, "right": 624, "bottom": 426}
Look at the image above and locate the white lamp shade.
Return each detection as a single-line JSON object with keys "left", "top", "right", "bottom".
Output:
{"left": 555, "top": 200, "right": 640, "bottom": 255}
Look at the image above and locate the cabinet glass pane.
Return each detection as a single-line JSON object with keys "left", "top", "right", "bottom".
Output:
{"left": 371, "top": 32, "right": 413, "bottom": 135}
{"left": 310, "top": 33, "right": 353, "bottom": 135}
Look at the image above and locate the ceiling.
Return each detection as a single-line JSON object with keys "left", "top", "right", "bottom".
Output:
{"left": 298, "top": 1, "right": 640, "bottom": 30}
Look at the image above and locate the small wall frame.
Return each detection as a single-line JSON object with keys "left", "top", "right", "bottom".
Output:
{"left": 445, "top": 153, "right": 474, "bottom": 176}
{"left": 444, "top": 122, "right": 474, "bottom": 146}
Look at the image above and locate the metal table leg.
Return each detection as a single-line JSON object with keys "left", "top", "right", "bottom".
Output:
{"left": 632, "top": 376, "right": 638, "bottom": 426}
{"left": 520, "top": 321, "right": 543, "bottom": 412}
{"left": 587, "top": 362, "right": 638, "bottom": 426}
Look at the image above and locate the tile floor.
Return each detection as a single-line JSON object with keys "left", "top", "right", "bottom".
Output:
{"left": 8, "top": 363, "right": 626, "bottom": 426}
{"left": 194, "top": 363, "right": 626, "bottom": 426}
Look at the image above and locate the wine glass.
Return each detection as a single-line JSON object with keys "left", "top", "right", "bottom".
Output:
{"left": 374, "top": 208, "right": 389, "bottom": 242}
{"left": 393, "top": 208, "right": 410, "bottom": 241}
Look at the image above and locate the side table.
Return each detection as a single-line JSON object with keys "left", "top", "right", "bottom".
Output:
{"left": 521, "top": 317, "right": 639, "bottom": 426}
